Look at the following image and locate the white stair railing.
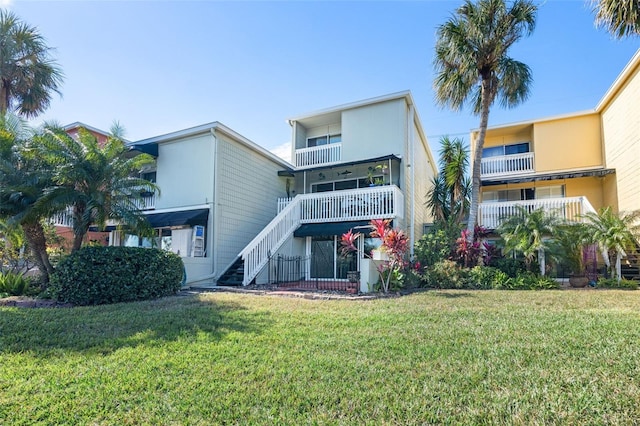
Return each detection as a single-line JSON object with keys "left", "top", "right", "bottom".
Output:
{"left": 241, "top": 185, "right": 403, "bottom": 285}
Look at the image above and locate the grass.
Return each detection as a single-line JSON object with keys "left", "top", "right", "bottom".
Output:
{"left": 1, "top": 290, "right": 640, "bottom": 424}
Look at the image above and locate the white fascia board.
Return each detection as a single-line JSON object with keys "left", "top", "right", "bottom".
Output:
{"left": 63, "top": 122, "right": 110, "bottom": 137}
{"left": 596, "top": 48, "right": 640, "bottom": 112}
{"left": 286, "top": 90, "right": 413, "bottom": 125}
{"left": 130, "top": 122, "right": 293, "bottom": 170}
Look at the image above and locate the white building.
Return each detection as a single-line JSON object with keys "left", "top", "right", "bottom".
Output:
{"left": 221, "top": 91, "right": 437, "bottom": 291}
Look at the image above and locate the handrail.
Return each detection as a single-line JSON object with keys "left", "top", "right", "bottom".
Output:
{"left": 241, "top": 185, "right": 403, "bottom": 285}
{"left": 481, "top": 152, "right": 535, "bottom": 178}
{"left": 295, "top": 143, "right": 342, "bottom": 169}
{"left": 478, "top": 196, "right": 595, "bottom": 229}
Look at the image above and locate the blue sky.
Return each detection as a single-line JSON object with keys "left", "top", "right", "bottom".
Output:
{"left": 8, "top": 0, "right": 640, "bottom": 161}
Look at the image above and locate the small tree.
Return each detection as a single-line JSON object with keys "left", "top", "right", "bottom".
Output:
{"left": 340, "top": 219, "right": 409, "bottom": 293}
{"left": 582, "top": 207, "right": 640, "bottom": 280}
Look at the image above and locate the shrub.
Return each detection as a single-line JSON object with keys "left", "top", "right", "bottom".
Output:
{"left": 597, "top": 278, "right": 639, "bottom": 290}
{"left": 50, "top": 247, "right": 184, "bottom": 305}
{"left": 491, "top": 257, "right": 528, "bottom": 278}
{"left": 466, "top": 266, "right": 510, "bottom": 290}
{"left": 422, "top": 260, "right": 468, "bottom": 289}
{"left": 414, "top": 229, "right": 452, "bottom": 267}
{"left": 507, "top": 272, "right": 560, "bottom": 290}
{"left": 0, "top": 272, "right": 32, "bottom": 296}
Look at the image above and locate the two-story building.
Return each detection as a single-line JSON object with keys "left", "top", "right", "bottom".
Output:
{"left": 220, "top": 91, "right": 437, "bottom": 291}
{"left": 121, "top": 122, "right": 293, "bottom": 287}
{"left": 472, "top": 49, "right": 640, "bottom": 231}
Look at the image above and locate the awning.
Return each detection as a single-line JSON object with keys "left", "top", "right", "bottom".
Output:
{"left": 482, "top": 168, "right": 616, "bottom": 186}
{"left": 294, "top": 220, "right": 381, "bottom": 237}
{"left": 144, "top": 208, "right": 209, "bottom": 228}
{"left": 278, "top": 154, "right": 401, "bottom": 176}
{"left": 129, "top": 142, "right": 159, "bottom": 157}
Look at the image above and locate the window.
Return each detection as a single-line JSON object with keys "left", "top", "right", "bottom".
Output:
{"left": 482, "top": 142, "right": 530, "bottom": 158}
{"left": 141, "top": 171, "right": 157, "bottom": 183}
{"left": 536, "top": 185, "right": 564, "bottom": 199}
{"left": 483, "top": 188, "right": 534, "bottom": 202}
{"left": 307, "top": 134, "right": 341, "bottom": 148}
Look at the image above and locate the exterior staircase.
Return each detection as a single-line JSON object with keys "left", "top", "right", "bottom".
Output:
{"left": 217, "top": 257, "right": 245, "bottom": 286}
{"left": 622, "top": 244, "right": 640, "bottom": 281}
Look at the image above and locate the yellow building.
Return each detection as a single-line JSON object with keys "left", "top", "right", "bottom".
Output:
{"left": 471, "top": 49, "right": 640, "bottom": 230}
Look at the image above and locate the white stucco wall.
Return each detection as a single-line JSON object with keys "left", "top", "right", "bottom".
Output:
{"left": 154, "top": 134, "right": 214, "bottom": 210}
{"left": 341, "top": 99, "right": 406, "bottom": 161}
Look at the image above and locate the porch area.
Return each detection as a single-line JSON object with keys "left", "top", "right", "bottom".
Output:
{"left": 481, "top": 152, "right": 535, "bottom": 179}
{"left": 478, "top": 196, "right": 596, "bottom": 229}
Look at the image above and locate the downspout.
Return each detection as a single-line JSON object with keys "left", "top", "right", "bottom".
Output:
{"left": 408, "top": 104, "right": 416, "bottom": 257}
{"left": 210, "top": 128, "right": 219, "bottom": 280}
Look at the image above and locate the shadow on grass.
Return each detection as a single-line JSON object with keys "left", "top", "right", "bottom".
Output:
{"left": 0, "top": 294, "right": 271, "bottom": 356}
{"left": 432, "top": 291, "right": 476, "bottom": 299}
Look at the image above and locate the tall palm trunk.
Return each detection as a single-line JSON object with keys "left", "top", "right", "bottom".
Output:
{"left": 71, "top": 204, "right": 89, "bottom": 253}
{"left": 21, "top": 221, "right": 54, "bottom": 283}
{"left": 467, "top": 76, "right": 494, "bottom": 242}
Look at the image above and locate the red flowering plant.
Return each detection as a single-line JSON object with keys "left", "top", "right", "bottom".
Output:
{"left": 455, "top": 225, "right": 492, "bottom": 268}
{"left": 340, "top": 219, "right": 409, "bottom": 293}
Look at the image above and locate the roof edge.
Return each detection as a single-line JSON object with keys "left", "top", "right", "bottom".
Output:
{"left": 596, "top": 48, "right": 640, "bottom": 112}
{"left": 471, "top": 109, "right": 598, "bottom": 134}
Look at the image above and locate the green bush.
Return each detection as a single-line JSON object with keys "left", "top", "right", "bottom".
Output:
{"left": 422, "top": 260, "right": 468, "bottom": 289}
{"left": 466, "top": 266, "right": 510, "bottom": 290}
{"left": 490, "top": 257, "right": 528, "bottom": 278}
{"left": 0, "top": 272, "right": 32, "bottom": 296}
{"left": 506, "top": 272, "right": 559, "bottom": 290}
{"left": 414, "top": 229, "right": 452, "bottom": 268}
{"left": 50, "top": 247, "right": 184, "bottom": 305}
{"left": 597, "top": 278, "right": 639, "bottom": 290}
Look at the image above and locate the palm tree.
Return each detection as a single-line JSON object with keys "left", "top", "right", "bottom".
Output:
{"left": 592, "top": 0, "right": 640, "bottom": 38}
{"left": 582, "top": 206, "right": 640, "bottom": 280}
{"left": 426, "top": 174, "right": 450, "bottom": 223}
{"left": 434, "top": 0, "right": 537, "bottom": 242}
{"left": 33, "top": 124, "right": 158, "bottom": 252}
{"left": 0, "top": 114, "right": 55, "bottom": 282}
{"left": 498, "top": 206, "right": 561, "bottom": 275}
{"left": 440, "top": 137, "right": 470, "bottom": 223}
{"left": 0, "top": 10, "right": 64, "bottom": 117}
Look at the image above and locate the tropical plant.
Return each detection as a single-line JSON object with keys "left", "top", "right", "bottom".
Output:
{"left": 0, "top": 219, "right": 36, "bottom": 275}
{"left": 592, "top": 0, "right": 640, "bottom": 38}
{"left": 582, "top": 206, "right": 640, "bottom": 280}
{"left": 434, "top": 0, "right": 537, "bottom": 242}
{"left": 553, "top": 222, "right": 590, "bottom": 276}
{"left": 0, "top": 10, "right": 63, "bottom": 117}
{"left": 340, "top": 219, "right": 409, "bottom": 293}
{"left": 0, "top": 113, "right": 55, "bottom": 282}
{"left": 33, "top": 124, "right": 158, "bottom": 252}
{"left": 427, "top": 137, "right": 471, "bottom": 226}
{"left": 497, "top": 207, "right": 560, "bottom": 275}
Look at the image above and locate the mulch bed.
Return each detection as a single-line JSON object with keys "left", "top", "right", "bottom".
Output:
{"left": 0, "top": 296, "right": 73, "bottom": 308}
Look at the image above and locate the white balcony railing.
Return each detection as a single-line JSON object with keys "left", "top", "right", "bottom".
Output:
{"left": 478, "top": 196, "right": 596, "bottom": 229}
{"left": 132, "top": 192, "right": 156, "bottom": 210}
{"left": 241, "top": 185, "right": 404, "bottom": 285}
{"left": 481, "top": 152, "right": 535, "bottom": 179}
{"left": 295, "top": 143, "right": 342, "bottom": 169}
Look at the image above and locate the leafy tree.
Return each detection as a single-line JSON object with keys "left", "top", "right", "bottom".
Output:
{"left": 434, "top": 0, "right": 537, "bottom": 242}
{"left": 582, "top": 206, "right": 640, "bottom": 280}
{"left": 0, "top": 10, "right": 63, "bottom": 117}
{"left": 0, "top": 114, "right": 55, "bottom": 282}
{"left": 33, "top": 124, "right": 158, "bottom": 252}
{"left": 498, "top": 206, "right": 561, "bottom": 275}
{"left": 592, "top": 0, "right": 640, "bottom": 38}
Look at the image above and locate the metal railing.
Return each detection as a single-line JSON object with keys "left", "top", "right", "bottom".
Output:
{"left": 481, "top": 152, "right": 535, "bottom": 179}
{"left": 478, "top": 196, "right": 596, "bottom": 229}
{"left": 295, "top": 143, "right": 342, "bottom": 169}
{"left": 131, "top": 192, "right": 156, "bottom": 210}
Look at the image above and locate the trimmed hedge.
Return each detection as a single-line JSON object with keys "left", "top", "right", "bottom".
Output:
{"left": 50, "top": 246, "right": 184, "bottom": 305}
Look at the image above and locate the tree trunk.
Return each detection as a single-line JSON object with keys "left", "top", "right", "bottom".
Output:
{"left": 0, "top": 83, "right": 8, "bottom": 115}
{"left": 466, "top": 77, "right": 495, "bottom": 242}
{"left": 71, "top": 204, "right": 89, "bottom": 253}
{"left": 21, "top": 221, "right": 54, "bottom": 283}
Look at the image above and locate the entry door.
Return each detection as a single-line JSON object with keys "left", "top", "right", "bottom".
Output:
{"left": 311, "top": 236, "right": 334, "bottom": 279}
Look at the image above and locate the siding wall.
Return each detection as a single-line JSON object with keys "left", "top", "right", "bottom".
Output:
{"left": 215, "top": 131, "right": 288, "bottom": 276}
{"left": 154, "top": 134, "right": 214, "bottom": 209}
{"left": 412, "top": 120, "right": 436, "bottom": 240}
{"left": 601, "top": 63, "right": 640, "bottom": 213}
{"left": 342, "top": 99, "right": 406, "bottom": 162}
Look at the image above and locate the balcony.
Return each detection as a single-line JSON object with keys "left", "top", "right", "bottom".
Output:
{"left": 132, "top": 192, "right": 156, "bottom": 211}
{"left": 481, "top": 152, "right": 535, "bottom": 179}
{"left": 50, "top": 193, "right": 156, "bottom": 228}
{"left": 478, "top": 196, "right": 596, "bottom": 229}
{"left": 277, "top": 185, "right": 403, "bottom": 223}
{"left": 295, "top": 143, "right": 342, "bottom": 169}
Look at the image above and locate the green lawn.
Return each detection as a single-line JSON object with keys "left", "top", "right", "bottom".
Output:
{"left": 1, "top": 290, "right": 640, "bottom": 424}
